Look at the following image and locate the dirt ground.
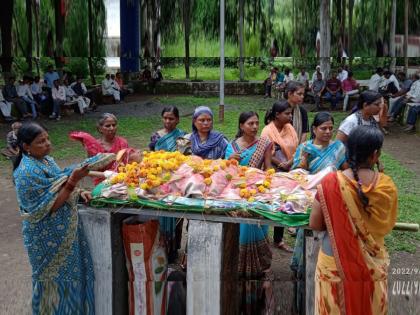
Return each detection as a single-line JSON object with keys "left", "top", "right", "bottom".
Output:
{"left": 0, "top": 97, "right": 419, "bottom": 314}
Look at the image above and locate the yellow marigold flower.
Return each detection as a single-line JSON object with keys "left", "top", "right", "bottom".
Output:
{"left": 263, "top": 180, "right": 271, "bottom": 188}
{"left": 258, "top": 185, "right": 266, "bottom": 193}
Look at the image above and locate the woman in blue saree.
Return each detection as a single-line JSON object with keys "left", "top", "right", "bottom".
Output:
{"left": 149, "top": 106, "right": 186, "bottom": 152}
{"left": 149, "top": 106, "right": 186, "bottom": 262}
{"left": 189, "top": 106, "right": 228, "bottom": 159}
{"left": 225, "top": 112, "right": 274, "bottom": 315}
{"left": 291, "top": 112, "right": 348, "bottom": 314}
{"left": 13, "top": 122, "right": 112, "bottom": 314}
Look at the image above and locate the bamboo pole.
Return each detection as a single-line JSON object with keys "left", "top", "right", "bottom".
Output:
{"left": 393, "top": 222, "right": 419, "bottom": 232}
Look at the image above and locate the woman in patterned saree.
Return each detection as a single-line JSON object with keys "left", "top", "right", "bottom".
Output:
{"left": 291, "top": 112, "right": 348, "bottom": 314}
{"left": 13, "top": 122, "right": 102, "bottom": 314}
{"left": 149, "top": 106, "right": 185, "bottom": 152}
{"left": 225, "top": 112, "right": 273, "bottom": 314}
{"left": 149, "top": 106, "right": 186, "bottom": 262}
{"left": 310, "top": 126, "right": 398, "bottom": 315}
{"left": 70, "top": 113, "right": 129, "bottom": 184}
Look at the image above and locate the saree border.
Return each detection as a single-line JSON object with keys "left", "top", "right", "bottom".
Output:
{"left": 317, "top": 182, "right": 347, "bottom": 315}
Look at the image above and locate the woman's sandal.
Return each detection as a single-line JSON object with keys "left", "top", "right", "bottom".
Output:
{"left": 287, "top": 227, "right": 297, "bottom": 237}
{"left": 276, "top": 242, "right": 293, "bottom": 253}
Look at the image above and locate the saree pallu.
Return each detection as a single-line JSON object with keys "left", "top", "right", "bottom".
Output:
{"left": 315, "top": 171, "right": 397, "bottom": 315}
{"left": 14, "top": 155, "right": 97, "bottom": 315}
{"left": 191, "top": 130, "right": 228, "bottom": 160}
{"left": 226, "top": 137, "right": 274, "bottom": 314}
{"left": 152, "top": 128, "right": 185, "bottom": 152}
{"left": 292, "top": 140, "right": 346, "bottom": 173}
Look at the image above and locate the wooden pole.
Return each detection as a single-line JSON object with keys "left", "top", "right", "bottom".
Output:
{"left": 404, "top": 0, "right": 409, "bottom": 74}
{"left": 219, "top": 0, "right": 225, "bottom": 123}
{"left": 389, "top": 0, "right": 397, "bottom": 72}
{"left": 320, "top": 0, "right": 331, "bottom": 79}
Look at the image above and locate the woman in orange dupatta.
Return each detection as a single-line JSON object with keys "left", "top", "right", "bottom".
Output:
{"left": 261, "top": 100, "right": 299, "bottom": 252}
{"left": 310, "top": 126, "right": 398, "bottom": 315}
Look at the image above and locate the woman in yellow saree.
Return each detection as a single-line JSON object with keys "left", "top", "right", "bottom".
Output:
{"left": 310, "top": 125, "right": 398, "bottom": 315}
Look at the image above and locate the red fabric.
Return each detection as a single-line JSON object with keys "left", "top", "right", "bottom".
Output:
{"left": 69, "top": 131, "right": 129, "bottom": 184}
{"left": 342, "top": 78, "right": 359, "bottom": 92}
{"left": 321, "top": 172, "right": 374, "bottom": 315}
{"left": 69, "top": 131, "right": 128, "bottom": 157}
{"left": 326, "top": 78, "right": 342, "bottom": 92}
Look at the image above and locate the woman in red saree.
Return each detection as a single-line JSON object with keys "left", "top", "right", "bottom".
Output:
{"left": 310, "top": 125, "right": 398, "bottom": 315}
{"left": 70, "top": 113, "right": 129, "bottom": 184}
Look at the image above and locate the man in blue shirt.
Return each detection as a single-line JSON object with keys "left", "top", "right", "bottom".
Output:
{"left": 43, "top": 65, "right": 60, "bottom": 89}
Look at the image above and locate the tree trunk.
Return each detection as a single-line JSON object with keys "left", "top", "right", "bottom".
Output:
{"left": 183, "top": 0, "right": 190, "bottom": 79}
{"left": 389, "top": 0, "right": 397, "bottom": 71}
{"left": 87, "top": 0, "right": 96, "bottom": 84}
{"left": 348, "top": 0, "right": 354, "bottom": 65}
{"left": 34, "top": 0, "right": 40, "bottom": 75}
{"left": 26, "top": 0, "right": 33, "bottom": 72}
{"left": 320, "top": 0, "right": 331, "bottom": 78}
{"left": 239, "top": 0, "right": 245, "bottom": 81}
{"left": 404, "top": 0, "right": 409, "bottom": 74}
{"left": 0, "top": 0, "right": 14, "bottom": 74}
{"left": 341, "top": 0, "right": 346, "bottom": 53}
{"left": 376, "top": 0, "right": 385, "bottom": 57}
{"left": 54, "top": 0, "right": 64, "bottom": 68}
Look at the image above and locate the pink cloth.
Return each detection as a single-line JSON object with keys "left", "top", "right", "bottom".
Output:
{"left": 342, "top": 78, "right": 359, "bottom": 92}
{"left": 69, "top": 131, "right": 129, "bottom": 184}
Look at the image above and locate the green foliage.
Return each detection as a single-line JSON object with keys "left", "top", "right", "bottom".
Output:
{"left": 92, "top": 58, "right": 106, "bottom": 76}
{"left": 11, "top": 0, "right": 106, "bottom": 59}
{"left": 64, "top": 58, "right": 89, "bottom": 78}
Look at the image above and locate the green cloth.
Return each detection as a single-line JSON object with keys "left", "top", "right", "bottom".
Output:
{"left": 90, "top": 183, "right": 310, "bottom": 227}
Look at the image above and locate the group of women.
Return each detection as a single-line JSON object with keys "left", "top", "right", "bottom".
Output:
{"left": 12, "top": 81, "right": 398, "bottom": 314}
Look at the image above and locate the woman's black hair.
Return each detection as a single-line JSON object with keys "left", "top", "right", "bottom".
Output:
{"left": 284, "top": 81, "right": 305, "bottom": 100}
{"left": 357, "top": 90, "right": 382, "bottom": 110}
{"left": 13, "top": 122, "right": 47, "bottom": 170}
{"left": 236, "top": 111, "right": 259, "bottom": 138}
{"left": 264, "top": 100, "right": 291, "bottom": 125}
{"left": 310, "top": 112, "right": 334, "bottom": 139}
{"left": 161, "top": 106, "right": 180, "bottom": 118}
{"left": 346, "top": 125, "right": 384, "bottom": 212}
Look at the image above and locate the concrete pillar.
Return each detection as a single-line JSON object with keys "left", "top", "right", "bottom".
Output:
{"left": 120, "top": 0, "right": 140, "bottom": 73}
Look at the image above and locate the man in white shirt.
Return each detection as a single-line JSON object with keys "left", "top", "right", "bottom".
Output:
{"left": 63, "top": 79, "right": 89, "bottom": 114}
{"left": 284, "top": 68, "right": 294, "bottom": 83}
{"left": 0, "top": 90, "right": 15, "bottom": 122}
{"left": 17, "top": 78, "right": 38, "bottom": 119}
{"left": 388, "top": 74, "right": 420, "bottom": 122}
{"left": 368, "top": 68, "right": 384, "bottom": 91}
{"left": 311, "top": 65, "right": 324, "bottom": 83}
{"left": 102, "top": 74, "right": 121, "bottom": 102}
{"left": 337, "top": 66, "right": 348, "bottom": 82}
{"left": 296, "top": 68, "right": 310, "bottom": 89}
{"left": 380, "top": 70, "right": 400, "bottom": 95}
{"left": 50, "top": 79, "right": 66, "bottom": 121}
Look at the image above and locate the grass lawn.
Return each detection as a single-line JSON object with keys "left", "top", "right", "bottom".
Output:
{"left": 1, "top": 96, "right": 418, "bottom": 251}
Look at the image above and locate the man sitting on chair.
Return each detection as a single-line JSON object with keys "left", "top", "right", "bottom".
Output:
{"left": 102, "top": 74, "right": 121, "bottom": 103}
